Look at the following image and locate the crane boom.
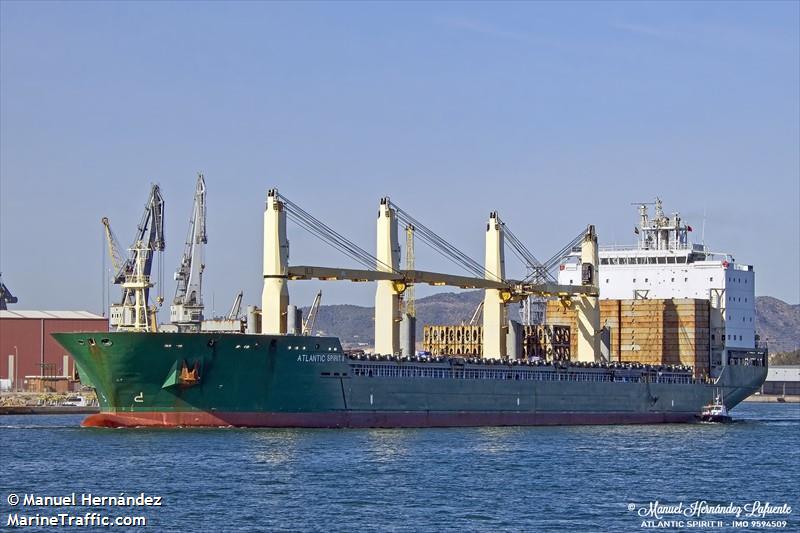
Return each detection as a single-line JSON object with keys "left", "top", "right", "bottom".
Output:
{"left": 302, "top": 290, "right": 322, "bottom": 336}
{"left": 170, "top": 174, "right": 207, "bottom": 330}
{"left": 136, "top": 184, "right": 166, "bottom": 293}
{"left": 227, "top": 290, "right": 243, "bottom": 320}
{"left": 101, "top": 217, "right": 127, "bottom": 283}
{"left": 468, "top": 301, "right": 483, "bottom": 325}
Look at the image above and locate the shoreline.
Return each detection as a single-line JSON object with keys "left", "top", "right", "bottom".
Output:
{"left": 0, "top": 406, "right": 100, "bottom": 415}
{"left": 743, "top": 394, "right": 799, "bottom": 403}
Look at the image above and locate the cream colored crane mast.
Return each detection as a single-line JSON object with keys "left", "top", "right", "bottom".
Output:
{"left": 573, "top": 225, "right": 601, "bottom": 362}
{"left": 261, "top": 189, "right": 289, "bottom": 334}
{"left": 374, "top": 198, "right": 401, "bottom": 354}
{"left": 483, "top": 212, "right": 507, "bottom": 358}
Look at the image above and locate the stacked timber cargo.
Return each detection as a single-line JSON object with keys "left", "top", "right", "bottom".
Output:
{"left": 422, "top": 325, "right": 482, "bottom": 356}
{"left": 618, "top": 299, "right": 710, "bottom": 377}
{"left": 544, "top": 302, "right": 579, "bottom": 357}
{"left": 522, "top": 325, "right": 571, "bottom": 361}
{"left": 422, "top": 324, "right": 569, "bottom": 360}
{"left": 545, "top": 298, "right": 710, "bottom": 377}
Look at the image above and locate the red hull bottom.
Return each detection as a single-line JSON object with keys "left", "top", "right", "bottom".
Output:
{"left": 82, "top": 410, "right": 698, "bottom": 428}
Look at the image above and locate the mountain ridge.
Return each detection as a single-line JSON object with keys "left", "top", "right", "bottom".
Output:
{"left": 304, "top": 293, "right": 799, "bottom": 353}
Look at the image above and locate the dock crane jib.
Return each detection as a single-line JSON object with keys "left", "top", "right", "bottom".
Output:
{"left": 104, "top": 183, "right": 166, "bottom": 332}
{"left": 170, "top": 174, "right": 207, "bottom": 330}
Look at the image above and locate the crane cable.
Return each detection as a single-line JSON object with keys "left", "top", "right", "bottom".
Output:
{"left": 388, "top": 201, "right": 502, "bottom": 281}
{"left": 522, "top": 229, "right": 586, "bottom": 284}
{"left": 277, "top": 193, "right": 399, "bottom": 274}
{"left": 496, "top": 216, "right": 553, "bottom": 284}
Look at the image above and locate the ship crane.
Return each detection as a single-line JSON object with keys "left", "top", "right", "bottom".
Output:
{"left": 468, "top": 301, "right": 483, "bottom": 325}
{"left": 302, "top": 290, "right": 322, "bottom": 336}
{"left": 266, "top": 192, "right": 598, "bottom": 359}
{"left": 227, "top": 290, "right": 243, "bottom": 320}
{"left": 404, "top": 225, "right": 416, "bottom": 318}
{"left": 170, "top": 174, "right": 207, "bottom": 331}
{"left": 103, "top": 184, "right": 165, "bottom": 332}
{"left": 101, "top": 217, "right": 127, "bottom": 282}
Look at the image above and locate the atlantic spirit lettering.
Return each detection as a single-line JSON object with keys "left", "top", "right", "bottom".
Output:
{"left": 296, "top": 354, "right": 345, "bottom": 363}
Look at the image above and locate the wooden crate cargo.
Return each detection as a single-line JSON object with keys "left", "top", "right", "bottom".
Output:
{"left": 547, "top": 297, "right": 710, "bottom": 375}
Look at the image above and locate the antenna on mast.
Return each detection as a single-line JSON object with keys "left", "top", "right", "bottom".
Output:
{"left": 701, "top": 204, "right": 707, "bottom": 247}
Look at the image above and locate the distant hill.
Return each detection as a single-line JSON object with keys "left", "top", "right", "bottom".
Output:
{"left": 305, "top": 292, "right": 800, "bottom": 353}
{"left": 755, "top": 296, "right": 800, "bottom": 353}
{"left": 303, "top": 290, "right": 483, "bottom": 346}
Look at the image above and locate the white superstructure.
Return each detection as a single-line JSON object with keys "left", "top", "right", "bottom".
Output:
{"left": 558, "top": 199, "right": 758, "bottom": 368}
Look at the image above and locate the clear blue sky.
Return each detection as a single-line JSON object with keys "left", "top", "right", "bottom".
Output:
{"left": 1, "top": 1, "right": 798, "bottom": 316}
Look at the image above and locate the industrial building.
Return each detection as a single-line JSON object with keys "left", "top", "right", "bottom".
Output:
{"left": 0, "top": 310, "right": 108, "bottom": 391}
{"left": 760, "top": 366, "right": 800, "bottom": 397}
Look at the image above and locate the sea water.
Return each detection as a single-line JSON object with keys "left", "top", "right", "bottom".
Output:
{"left": 2, "top": 403, "right": 798, "bottom": 532}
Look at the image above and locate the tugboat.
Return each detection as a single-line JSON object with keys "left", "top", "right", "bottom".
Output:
{"left": 700, "top": 393, "right": 732, "bottom": 423}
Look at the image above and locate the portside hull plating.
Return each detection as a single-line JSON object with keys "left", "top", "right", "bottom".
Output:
{"left": 82, "top": 410, "right": 697, "bottom": 428}
{"left": 52, "top": 332, "right": 767, "bottom": 429}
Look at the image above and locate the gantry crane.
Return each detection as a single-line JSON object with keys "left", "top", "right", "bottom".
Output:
{"left": 103, "top": 184, "right": 165, "bottom": 332}
{"left": 170, "top": 174, "right": 207, "bottom": 331}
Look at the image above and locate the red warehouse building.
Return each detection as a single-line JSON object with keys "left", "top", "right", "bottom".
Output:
{"left": 0, "top": 310, "right": 108, "bottom": 391}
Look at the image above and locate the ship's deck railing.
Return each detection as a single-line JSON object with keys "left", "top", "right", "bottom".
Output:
{"left": 598, "top": 243, "right": 695, "bottom": 252}
{"left": 349, "top": 363, "right": 696, "bottom": 385}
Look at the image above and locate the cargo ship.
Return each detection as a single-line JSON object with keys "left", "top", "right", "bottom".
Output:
{"left": 53, "top": 331, "right": 766, "bottom": 428}
{"left": 53, "top": 192, "right": 767, "bottom": 428}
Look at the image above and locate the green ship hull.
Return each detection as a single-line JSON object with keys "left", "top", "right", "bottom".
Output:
{"left": 52, "top": 331, "right": 768, "bottom": 428}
